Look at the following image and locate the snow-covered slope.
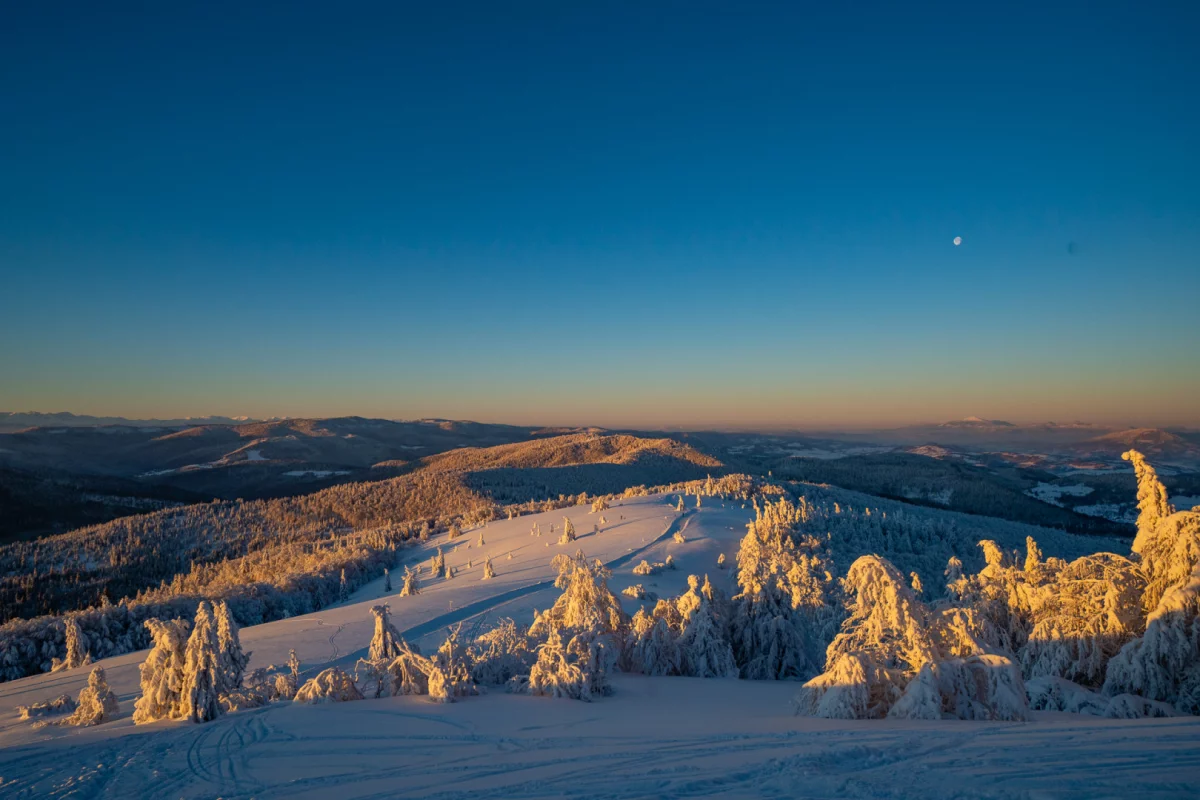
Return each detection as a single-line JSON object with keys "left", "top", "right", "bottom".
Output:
{"left": 1, "top": 493, "right": 1195, "bottom": 799}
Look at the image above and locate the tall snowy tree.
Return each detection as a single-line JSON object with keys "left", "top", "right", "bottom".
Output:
{"left": 51, "top": 615, "right": 91, "bottom": 673}
{"left": 482, "top": 555, "right": 496, "bottom": 580}
{"left": 134, "top": 617, "right": 191, "bottom": 724}
{"left": 676, "top": 576, "right": 738, "bottom": 678}
{"left": 529, "top": 551, "right": 628, "bottom": 639}
{"left": 368, "top": 605, "right": 404, "bottom": 662}
{"left": 428, "top": 625, "right": 476, "bottom": 703}
{"left": 180, "top": 601, "right": 224, "bottom": 723}
{"left": 730, "top": 497, "right": 836, "bottom": 680}
{"left": 1123, "top": 449, "right": 1199, "bottom": 612}
{"left": 214, "top": 601, "right": 250, "bottom": 695}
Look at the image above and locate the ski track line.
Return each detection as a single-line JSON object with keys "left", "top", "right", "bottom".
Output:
{"left": 397, "top": 511, "right": 691, "bottom": 644}
{"left": 312, "top": 618, "right": 346, "bottom": 664}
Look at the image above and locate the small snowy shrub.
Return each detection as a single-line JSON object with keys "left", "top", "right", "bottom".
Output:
{"left": 295, "top": 667, "right": 364, "bottom": 704}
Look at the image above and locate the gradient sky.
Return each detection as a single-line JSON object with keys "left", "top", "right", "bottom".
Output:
{"left": 2, "top": 1, "right": 1198, "bottom": 429}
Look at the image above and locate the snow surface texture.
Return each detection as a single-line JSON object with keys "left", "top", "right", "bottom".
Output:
{"left": 2, "top": 492, "right": 1198, "bottom": 797}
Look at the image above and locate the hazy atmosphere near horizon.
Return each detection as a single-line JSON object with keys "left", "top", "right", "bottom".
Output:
{"left": 3, "top": 6, "right": 1200, "bottom": 800}
{"left": 2, "top": 2, "right": 1198, "bottom": 428}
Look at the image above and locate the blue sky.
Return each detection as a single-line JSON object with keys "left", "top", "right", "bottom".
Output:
{"left": 2, "top": 1, "right": 1197, "bottom": 428}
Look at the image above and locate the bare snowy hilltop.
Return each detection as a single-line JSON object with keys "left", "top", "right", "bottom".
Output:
{"left": 1, "top": 434, "right": 1198, "bottom": 798}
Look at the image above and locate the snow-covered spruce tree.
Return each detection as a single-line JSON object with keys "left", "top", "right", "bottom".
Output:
{"left": 368, "top": 605, "right": 404, "bottom": 662}
{"left": 1127, "top": 449, "right": 1175, "bottom": 544}
{"left": 482, "top": 555, "right": 496, "bottom": 580}
{"left": 559, "top": 517, "right": 577, "bottom": 545}
{"left": 273, "top": 649, "right": 301, "bottom": 701}
{"left": 796, "top": 555, "right": 1027, "bottom": 721}
{"left": 215, "top": 601, "right": 250, "bottom": 695}
{"left": 400, "top": 565, "right": 420, "bottom": 596}
{"left": 339, "top": 568, "right": 350, "bottom": 603}
{"left": 1123, "top": 449, "right": 1199, "bottom": 613}
{"left": 295, "top": 667, "right": 364, "bottom": 703}
{"left": 629, "top": 608, "right": 681, "bottom": 676}
{"left": 51, "top": 615, "right": 91, "bottom": 673}
{"left": 180, "top": 601, "right": 224, "bottom": 723}
{"left": 60, "top": 666, "right": 119, "bottom": 727}
{"left": 528, "top": 551, "right": 628, "bottom": 640}
{"left": 529, "top": 627, "right": 583, "bottom": 698}
{"left": 528, "top": 625, "right": 614, "bottom": 701}
{"left": 478, "top": 530, "right": 485, "bottom": 547}
{"left": 946, "top": 539, "right": 1038, "bottom": 654}
{"left": 431, "top": 547, "right": 445, "bottom": 576}
{"left": 384, "top": 568, "right": 392, "bottom": 593}
{"left": 1103, "top": 561, "right": 1200, "bottom": 714}
{"left": 468, "top": 619, "right": 534, "bottom": 686}
{"left": 1020, "top": 551, "right": 1144, "bottom": 687}
{"left": 134, "top": 617, "right": 191, "bottom": 724}
{"left": 730, "top": 496, "right": 837, "bottom": 680}
{"left": 676, "top": 575, "right": 738, "bottom": 678}
{"left": 427, "top": 624, "right": 476, "bottom": 703}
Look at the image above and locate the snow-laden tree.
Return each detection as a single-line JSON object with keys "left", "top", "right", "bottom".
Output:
{"left": 629, "top": 609, "right": 681, "bottom": 676}
{"left": 214, "top": 601, "right": 249, "bottom": 695}
{"left": 339, "top": 568, "right": 349, "bottom": 603}
{"left": 295, "top": 667, "right": 364, "bottom": 703}
{"left": 384, "top": 568, "right": 392, "bottom": 593}
{"left": 1020, "top": 552, "right": 1144, "bottom": 686}
{"left": 180, "top": 601, "right": 224, "bottom": 723}
{"left": 431, "top": 548, "right": 446, "bottom": 577}
{"left": 676, "top": 576, "right": 738, "bottom": 678}
{"left": 478, "top": 530, "right": 485, "bottom": 547}
{"left": 559, "top": 517, "right": 577, "bottom": 545}
{"left": 134, "top": 617, "right": 191, "bottom": 724}
{"left": 469, "top": 619, "right": 534, "bottom": 686}
{"left": 274, "top": 649, "right": 301, "bottom": 701}
{"left": 368, "top": 605, "right": 404, "bottom": 662}
{"left": 59, "top": 666, "right": 119, "bottom": 727}
{"left": 427, "top": 625, "right": 476, "bottom": 703}
{"left": 357, "top": 638, "right": 430, "bottom": 699}
{"left": 482, "top": 555, "right": 496, "bottom": 580}
{"left": 400, "top": 565, "right": 420, "bottom": 596}
{"left": 529, "top": 626, "right": 614, "bottom": 701}
{"left": 888, "top": 653, "right": 1027, "bottom": 721}
{"left": 1103, "top": 561, "right": 1200, "bottom": 714}
{"left": 528, "top": 551, "right": 628, "bottom": 640}
{"left": 1126, "top": 449, "right": 1175, "bottom": 543}
{"left": 947, "top": 539, "right": 1039, "bottom": 653}
{"left": 796, "top": 555, "right": 1027, "bottom": 720}
{"left": 730, "top": 497, "right": 837, "bottom": 680}
{"left": 1123, "top": 450, "right": 1199, "bottom": 612}
{"left": 50, "top": 615, "right": 91, "bottom": 673}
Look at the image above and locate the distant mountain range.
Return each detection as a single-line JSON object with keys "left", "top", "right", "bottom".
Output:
{"left": 0, "top": 411, "right": 258, "bottom": 432}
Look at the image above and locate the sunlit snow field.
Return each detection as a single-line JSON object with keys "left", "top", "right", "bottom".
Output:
{"left": 2, "top": 495, "right": 1197, "bottom": 798}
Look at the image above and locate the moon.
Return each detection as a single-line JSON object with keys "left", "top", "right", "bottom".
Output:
{"left": 953, "top": 236, "right": 962, "bottom": 246}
